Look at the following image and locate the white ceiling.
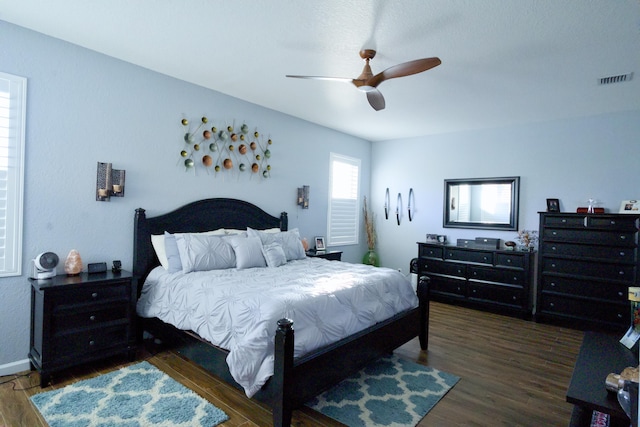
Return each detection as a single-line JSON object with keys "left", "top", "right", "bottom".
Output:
{"left": 2, "top": 0, "right": 640, "bottom": 141}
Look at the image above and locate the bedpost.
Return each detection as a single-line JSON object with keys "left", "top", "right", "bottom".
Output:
{"left": 417, "top": 276, "right": 430, "bottom": 350}
{"left": 280, "top": 212, "right": 288, "bottom": 231}
{"left": 272, "top": 318, "right": 294, "bottom": 427}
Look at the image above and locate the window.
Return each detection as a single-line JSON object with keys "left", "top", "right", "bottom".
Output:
{"left": 0, "top": 72, "right": 26, "bottom": 276}
{"left": 327, "top": 153, "right": 360, "bottom": 246}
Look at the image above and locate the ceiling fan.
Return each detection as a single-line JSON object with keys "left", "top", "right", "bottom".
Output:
{"left": 286, "top": 49, "right": 441, "bottom": 111}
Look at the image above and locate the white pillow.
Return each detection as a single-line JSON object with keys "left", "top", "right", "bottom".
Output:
{"left": 247, "top": 227, "right": 306, "bottom": 261}
{"left": 227, "top": 236, "right": 266, "bottom": 269}
{"left": 175, "top": 233, "right": 236, "bottom": 273}
{"left": 151, "top": 229, "right": 226, "bottom": 270}
{"left": 262, "top": 242, "right": 287, "bottom": 268}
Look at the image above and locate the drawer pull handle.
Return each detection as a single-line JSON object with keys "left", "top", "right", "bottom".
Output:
{"left": 506, "top": 259, "right": 512, "bottom": 263}
{"left": 89, "top": 340, "right": 95, "bottom": 346}
{"left": 561, "top": 219, "right": 567, "bottom": 223}
{"left": 551, "top": 263, "right": 556, "bottom": 268}
{"left": 552, "top": 231, "right": 558, "bottom": 236}
{"left": 549, "top": 302, "right": 555, "bottom": 307}
{"left": 550, "top": 282, "right": 556, "bottom": 287}
{"left": 617, "top": 313, "right": 623, "bottom": 318}
{"left": 89, "top": 315, "right": 96, "bottom": 321}
{"left": 620, "top": 235, "right": 627, "bottom": 240}
{"left": 610, "top": 220, "right": 616, "bottom": 225}
{"left": 620, "top": 251, "right": 626, "bottom": 256}
{"left": 618, "top": 291, "right": 624, "bottom": 296}
{"left": 551, "top": 246, "right": 557, "bottom": 251}
{"left": 92, "top": 292, "right": 98, "bottom": 298}
{"left": 512, "top": 296, "right": 517, "bottom": 300}
{"left": 619, "top": 271, "right": 625, "bottom": 275}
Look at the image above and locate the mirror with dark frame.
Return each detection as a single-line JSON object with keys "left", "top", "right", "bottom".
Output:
{"left": 443, "top": 176, "right": 520, "bottom": 231}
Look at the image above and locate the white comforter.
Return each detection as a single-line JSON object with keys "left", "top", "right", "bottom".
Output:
{"left": 136, "top": 257, "right": 418, "bottom": 397}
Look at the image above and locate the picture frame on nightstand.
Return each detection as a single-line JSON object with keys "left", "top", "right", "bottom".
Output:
{"left": 619, "top": 200, "right": 640, "bottom": 214}
{"left": 315, "top": 236, "right": 326, "bottom": 252}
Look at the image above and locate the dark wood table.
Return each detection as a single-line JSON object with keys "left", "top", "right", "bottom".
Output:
{"left": 567, "top": 331, "right": 637, "bottom": 427}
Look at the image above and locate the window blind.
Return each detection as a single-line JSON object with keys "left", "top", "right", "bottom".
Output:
{"left": 327, "top": 153, "right": 360, "bottom": 246}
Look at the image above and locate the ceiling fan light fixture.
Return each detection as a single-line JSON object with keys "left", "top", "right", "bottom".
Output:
{"left": 357, "top": 85, "right": 376, "bottom": 93}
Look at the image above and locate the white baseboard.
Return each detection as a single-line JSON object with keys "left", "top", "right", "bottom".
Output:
{"left": 0, "top": 359, "right": 31, "bottom": 376}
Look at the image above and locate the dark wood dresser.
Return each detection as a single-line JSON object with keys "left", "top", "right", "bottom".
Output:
{"left": 537, "top": 212, "right": 640, "bottom": 331}
{"left": 29, "top": 271, "right": 136, "bottom": 386}
{"left": 417, "top": 242, "right": 534, "bottom": 318}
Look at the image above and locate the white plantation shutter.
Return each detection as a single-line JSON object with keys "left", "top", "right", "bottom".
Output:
{"left": 0, "top": 72, "right": 26, "bottom": 276}
{"left": 327, "top": 153, "right": 360, "bottom": 246}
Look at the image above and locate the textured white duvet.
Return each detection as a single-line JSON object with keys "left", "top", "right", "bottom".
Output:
{"left": 136, "top": 257, "right": 418, "bottom": 397}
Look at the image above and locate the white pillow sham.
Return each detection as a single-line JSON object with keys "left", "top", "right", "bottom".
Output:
{"left": 151, "top": 228, "right": 226, "bottom": 270}
{"left": 175, "top": 233, "right": 236, "bottom": 273}
{"left": 227, "top": 235, "right": 266, "bottom": 269}
{"left": 247, "top": 227, "right": 306, "bottom": 261}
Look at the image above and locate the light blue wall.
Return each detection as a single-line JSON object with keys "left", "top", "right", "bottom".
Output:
{"left": 0, "top": 21, "right": 371, "bottom": 370}
{"left": 371, "top": 110, "right": 640, "bottom": 273}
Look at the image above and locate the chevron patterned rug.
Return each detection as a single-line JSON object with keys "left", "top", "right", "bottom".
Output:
{"left": 30, "top": 361, "right": 228, "bottom": 427}
{"left": 306, "top": 355, "right": 459, "bottom": 427}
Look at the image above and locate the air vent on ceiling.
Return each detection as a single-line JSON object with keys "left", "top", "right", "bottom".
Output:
{"left": 598, "top": 72, "right": 633, "bottom": 85}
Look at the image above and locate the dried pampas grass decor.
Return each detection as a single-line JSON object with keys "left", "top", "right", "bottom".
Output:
{"left": 363, "top": 196, "right": 376, "bottom": 250}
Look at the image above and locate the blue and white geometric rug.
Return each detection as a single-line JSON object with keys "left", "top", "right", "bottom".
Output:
{"left": 30, "top": 361, "right": 229, "bottom": 427}
{"left": 306, "top": 355, "right": 459, "bottom": 427}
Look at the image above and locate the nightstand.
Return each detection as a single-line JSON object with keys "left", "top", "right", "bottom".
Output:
{"left": 29, "top": 270, "right": 136, "bottom": 386}
{"left": 306, "top": 250, "right": 342, "bottom": 261}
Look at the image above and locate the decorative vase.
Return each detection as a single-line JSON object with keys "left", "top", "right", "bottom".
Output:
{"left": 64, "top": 249, "right": 83, "bottom": 276}
{"left": 362, "top": 249, "right": 380, "bottom": 267}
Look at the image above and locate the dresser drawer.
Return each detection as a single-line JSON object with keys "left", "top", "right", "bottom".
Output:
{"left": 495, "top": 253, "right": 525, "bottom": 268}
{"left": 468, "top": 283, "right": 522, "bottom": 307}
{"left": 418, "top": 244, "right": 444, "bottom": 259}
{"left": 429, "top": 276, "right": 466, "bottom": 298}
{"left": 542, "top": 242, "right": 636, "bottom": 263}
{"left": 543, "top": 215, "right": 586, "bottom": 228}
{"left": 588, "top": 216, "right": 639, "bottom": 231}
{"left": 541, "top": 258, "right": 636, "bottom": 282}
{"left": 445, "top": 248, "right": 493, "bottom": 264}
{"left": 540, "top": 275, "right": 627, "bottom": 303}
{"left": 421, "top": 259, "right": 466, "bottom": 278}
{"left": 53, "top": 303, "right": 129, "bottom": 332}
{"left": 543, "top": 228, "right": 637, "bottom": 246}
{"left": 538, "top": 294, "right": 627, "bottom": 326}
{"left": 468, "top": 266, "right": 525, "bottom": 286}
{"left": 51, "top": 325, "right": 129, "bottom": 360}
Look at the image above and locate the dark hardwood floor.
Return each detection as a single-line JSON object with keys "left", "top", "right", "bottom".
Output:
{"left": 0, "top": 302, "right": 585, "bottom": 426}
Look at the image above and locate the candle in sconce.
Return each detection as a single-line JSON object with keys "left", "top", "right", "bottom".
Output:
{"left": 98, "top": 188, "right": 109, "bottom": 198}
{"left": 112, "top": 184, "right": 122, "bottom": 193}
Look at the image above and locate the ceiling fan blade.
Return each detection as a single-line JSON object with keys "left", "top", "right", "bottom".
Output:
{"left": 366, "top": 89, "right": 386, "bottom": 111}
{"left": 367, "top": 57, "right": 441, "bottom": 88}
{"left": 286, "top": 75, "right": 355, "bottom": 84}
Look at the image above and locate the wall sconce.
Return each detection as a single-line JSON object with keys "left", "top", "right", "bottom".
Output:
{"left": 297, "top": 185, "right": 309, "bottom": 209}
{"left": 96, "top": 162, "right": 126, "bottom": 201}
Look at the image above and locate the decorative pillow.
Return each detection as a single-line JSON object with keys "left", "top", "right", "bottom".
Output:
{"left": 151, "top": 234, "right": 169, "bottom": 269}
{"left": 261, "top": 242, "right": 287, "bottom": 268}
{"left": 175, "top": 233, "right": 236, "bottom": 273}
{"left": 151, "top": 229, "right": 225, "bottom": 270}
{"left": 248, "top": 227, "right": 306, "bottom": 261}
{"left": 164, "top": 231, "right": 183, "bottom": 273}
{"left": 227, "top": 236, "right": 266, "bottom": 269}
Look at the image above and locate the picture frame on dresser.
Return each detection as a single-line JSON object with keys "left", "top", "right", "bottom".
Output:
{"left": 619, "top": 199, "right": 640, "bottom": 214}
{"left": 546, "top": 198, "right": 560, "bottom": 212}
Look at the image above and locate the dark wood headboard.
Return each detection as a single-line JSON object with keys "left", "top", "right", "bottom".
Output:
{"left": 133, "top": 198, "right": 288, "bottom": 286}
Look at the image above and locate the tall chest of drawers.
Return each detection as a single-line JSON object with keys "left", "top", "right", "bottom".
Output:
{"left": 536, "top": 212, "right": 640, "bottom": 331}
{"left": 417, "top": 242, "right": 534, "bottom": 318}
{"left": 29, "top": 271, "right": 136, "bottom": 386}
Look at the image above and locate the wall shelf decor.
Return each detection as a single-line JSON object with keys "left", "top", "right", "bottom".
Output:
{"left": 179, "top": 116, "right": 273, "bottom": 179}
{"left": 96, "top": 162, "right": 125, "bottom": 201}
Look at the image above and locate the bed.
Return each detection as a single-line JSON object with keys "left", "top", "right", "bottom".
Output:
{"left": 133, "top": 198, "right": 429, "bottom": 427}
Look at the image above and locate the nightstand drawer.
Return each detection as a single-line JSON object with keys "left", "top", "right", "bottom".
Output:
{"left": 55, "top": 282, "right": 130, "bottom": 308}
{"left": 53, "top": 303, "right": 129, "bottom": 332}
{"left": 418, "top": 244, "right": 444, "bottom": 259}
{"left": 52, "top": 325, "right": 129, "bottom": 360}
